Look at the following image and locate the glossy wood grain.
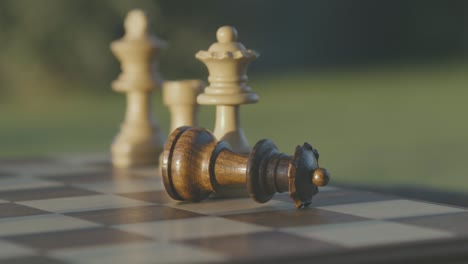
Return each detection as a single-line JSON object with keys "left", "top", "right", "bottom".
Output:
{"left": 162, "top": 127, "right": 330, "bottom": 208}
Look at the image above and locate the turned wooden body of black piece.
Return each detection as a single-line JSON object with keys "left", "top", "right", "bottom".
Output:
{"left": 161, "top": 127, "right": 330, "bottom": 208}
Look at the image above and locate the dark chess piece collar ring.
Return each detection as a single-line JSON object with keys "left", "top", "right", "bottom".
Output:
{"left": 161, "top": 127, "right": 330, "bottom": 208}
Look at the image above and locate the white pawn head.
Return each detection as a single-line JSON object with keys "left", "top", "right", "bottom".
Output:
{"left": 124, "top": 9, "right": 148, "bottom": 39}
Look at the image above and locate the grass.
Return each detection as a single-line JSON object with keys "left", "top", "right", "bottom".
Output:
{"left": 2, "top": 62, "right": 468, "bottom": 192}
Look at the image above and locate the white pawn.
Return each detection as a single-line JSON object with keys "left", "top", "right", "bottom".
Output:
{"left": 196, "top": 26, "right": 259, "bottom": 154}
{"left": 110, "top": 9, "right": 165, "bottom": 168}
{"left": 163, "top": 80, "right": 205, "bottom": 133}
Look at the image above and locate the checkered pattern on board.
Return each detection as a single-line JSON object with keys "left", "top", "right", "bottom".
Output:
{"left": 0, "top": 155, "right": 467, "bottom": 264}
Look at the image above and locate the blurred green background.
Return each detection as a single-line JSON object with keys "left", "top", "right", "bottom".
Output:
{"left": 1, "top": 0, "right": 467, "bottom": 193}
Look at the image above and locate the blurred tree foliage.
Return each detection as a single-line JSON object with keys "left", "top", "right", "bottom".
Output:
{"left": 0, "top": 0, "right": 163, "bottom": 101}
{"left": 0, "top": 0, "right": 466, "bottom": 102}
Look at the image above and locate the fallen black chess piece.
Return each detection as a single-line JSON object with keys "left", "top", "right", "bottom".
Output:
{"left": 161, "top": 127, "right": 330, "bottom": 208}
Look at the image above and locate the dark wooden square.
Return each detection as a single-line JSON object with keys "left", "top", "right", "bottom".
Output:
{"left": 223, "top": 207, "right": 367, "bottom": 228}
{"left": 0, "top": 203, "right": 50, "bottom": 218}
{"left": 181, "top": 231, "right": 339, "bottom": 260}
{"left": 66, "top": 205, "right": 202, "bottom": 225}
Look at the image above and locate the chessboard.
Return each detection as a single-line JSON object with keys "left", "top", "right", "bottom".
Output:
{"left": 0, "top": 155, "right": 467, "bottom": 264}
